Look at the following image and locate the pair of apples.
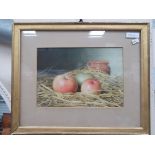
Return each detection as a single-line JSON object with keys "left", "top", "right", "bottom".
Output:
{"left": 52, "top": 73, "right": 101, "bottom": 95}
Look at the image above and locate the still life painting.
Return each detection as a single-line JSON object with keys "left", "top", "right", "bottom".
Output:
{"left": 37, "top": 47, "right": 123, "bottom": 107}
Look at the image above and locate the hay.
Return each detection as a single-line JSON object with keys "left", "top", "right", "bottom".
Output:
{"left": 37, "top": 68, "right": 124, "bottom": 107}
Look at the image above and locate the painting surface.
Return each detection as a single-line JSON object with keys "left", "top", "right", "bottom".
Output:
{"left": 37, "top": 48, "right": 123, "bottom": 107}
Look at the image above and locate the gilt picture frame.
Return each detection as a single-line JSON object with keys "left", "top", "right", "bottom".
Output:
{"left": 11, "top": 23, "right": 150, "bottom": 134}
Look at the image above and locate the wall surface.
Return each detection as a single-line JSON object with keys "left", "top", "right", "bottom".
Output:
{"left": 151, "top": 20, "right": 155, "bottom": 134}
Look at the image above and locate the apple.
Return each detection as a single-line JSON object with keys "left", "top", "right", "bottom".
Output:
{"left": 75, "top": 73, "right": 93, "bottom": 85}
{"left": 52, "top": 74, "right": 78, "bottom": 93}
{"left": 81, "top": 79, "right": 101, "bottom": 95}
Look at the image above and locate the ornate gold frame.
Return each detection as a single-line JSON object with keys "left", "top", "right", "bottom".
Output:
{"left": 11, "top": 23, "right": 150, "bottom": 134}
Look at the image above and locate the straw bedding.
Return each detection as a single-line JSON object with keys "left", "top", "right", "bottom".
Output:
{"left": 37, "top": 68, "right": 123, "bottom": 107}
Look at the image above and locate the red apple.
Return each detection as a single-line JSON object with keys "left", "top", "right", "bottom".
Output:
{"left": 81, "top": 79, "right": 101, "bottom": 95}
{"left": 52, "top": 74, "right": 78, "bottom": 93}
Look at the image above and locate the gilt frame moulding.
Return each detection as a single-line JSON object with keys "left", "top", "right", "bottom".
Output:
{"left": 11, "top": 22, "right": 150, "bottom": 134}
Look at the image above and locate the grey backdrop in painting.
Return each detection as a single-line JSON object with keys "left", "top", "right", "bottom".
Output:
{"left": 37, "top": 48, "right": 123, "bottom": 76}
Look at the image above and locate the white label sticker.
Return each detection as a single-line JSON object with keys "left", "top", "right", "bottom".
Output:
{"left": 126, "top": 32, "right": 140, "bottom": 39}
{"left": 131, "top": 38, "right": 139, "bottom": 45}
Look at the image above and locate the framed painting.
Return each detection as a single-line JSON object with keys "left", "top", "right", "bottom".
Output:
{"left": 11, "top": 23, "right": 150, "bottom": 134}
